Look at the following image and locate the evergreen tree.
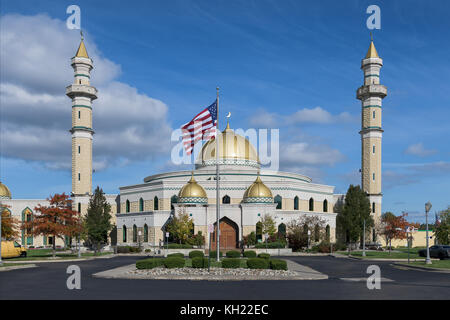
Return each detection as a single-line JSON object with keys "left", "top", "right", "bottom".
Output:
{"left": 84, "top": 186, "right": 113, "bottom": 255}
{"left": 336, "top": 185, "right": 373, "bottom": 251}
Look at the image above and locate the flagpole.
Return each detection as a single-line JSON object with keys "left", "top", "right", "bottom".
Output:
{"left": 216, "top": 87, "right": 220, "bottom": 262}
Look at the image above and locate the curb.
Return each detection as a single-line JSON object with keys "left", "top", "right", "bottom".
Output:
{"left": 392, "top": 263, "right": 450, "bottom": 274}
{"left": 0, "top": 264, "right": 37, "bottom": 272}
{"left": 5, "top": 254, "right": 116, "bottom": 264}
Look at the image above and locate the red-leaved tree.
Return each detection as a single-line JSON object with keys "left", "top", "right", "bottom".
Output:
{"left": 1, "top": 205, "right": 20, "bottom": 240}
{"left": 22, "top": 193, "right": 82, "bottom": 257}
{"left": 378, "top": 212, "right": 419, "bottom": 254}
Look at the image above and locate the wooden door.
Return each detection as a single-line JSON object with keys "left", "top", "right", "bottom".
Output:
{"left": 210, "top": 220, "right": 237, "bottom": 250}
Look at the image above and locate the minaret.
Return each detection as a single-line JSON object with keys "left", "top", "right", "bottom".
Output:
{"left": 66, "top": 32, "right": 97, "bottom": 214}
{"left": 356, "top": 35, "right": 387, "bottom": 219}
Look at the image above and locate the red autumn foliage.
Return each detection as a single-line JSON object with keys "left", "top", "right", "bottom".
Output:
{"left": 21, "top": 193, "right": 82, "bottom": 255}
{"left": 1, "top": 205, "right": 20, "bottom": 240}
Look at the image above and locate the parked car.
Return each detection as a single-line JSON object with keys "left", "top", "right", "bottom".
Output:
{"left": 418, "top": 245, "right": 450, "bottom": 260}
{"left": 1, "top": 240, "right": 27, "bottom": 258}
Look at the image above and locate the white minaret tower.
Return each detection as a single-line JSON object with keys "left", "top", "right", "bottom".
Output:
{"left": 66, "top": 32, "right": 97, "bottom": 214}
{"left": 357, "top": 35, "right": 387, "bottom": 220}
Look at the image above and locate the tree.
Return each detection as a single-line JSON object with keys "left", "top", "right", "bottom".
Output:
{"left": 287, "top": 215, "right": 327, "bottom": 251}
{"left": 260, "top": 214, "right": 276, "bottom": 240}
{"left": 84, "top": 186, "right": 113, "bottom": 255}
{"left": 336, "top": 185, "right": 373, "bottom": 251}
{"left": 22, "top": 193, "right": 82, "bottom": 257}
{"left": 378, "top": 212, "right": 413, "bottom": 254}
{"left": 435, "top": 206, "right": 450, "bottom": 245}
{"left": 166, "top": 208, "right": 194, "bottom": 244}
{"left": 243, "top": 231, "right": 257, "bottom": 247}
{"left": 1, "top": 205, "right": 19, "bottom": 240}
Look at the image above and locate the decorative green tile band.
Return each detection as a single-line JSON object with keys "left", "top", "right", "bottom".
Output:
{"left": 364, "top": 74, "right": 379, "bottom": 77}
{"left": 363, "top": 105, "right": 382, "bottom": 108}
{"left": 72, "top": 105, "right": 92, "bottom": 109}
{"left": 75, "top": 74, "right": 90, "bottom": 78}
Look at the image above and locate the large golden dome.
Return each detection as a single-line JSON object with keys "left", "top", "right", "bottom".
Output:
{"left": 243, "top": 176, "right": 273, "bottom": 203}
{"left": 0, "top": 181, "right": 11, "bottom": 199}
{"left": 196, "top": 123, "right": 259, "bottom": 168}
{"left": 178, "top": 173, "right": 207, "bottom": 204}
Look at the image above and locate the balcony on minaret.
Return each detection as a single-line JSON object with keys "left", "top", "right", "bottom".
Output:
{"left": 66, "top": 84, "right": 98, "bottom": 100}
{"left": 356, "top": 84, "right": 387, "bottom": 100}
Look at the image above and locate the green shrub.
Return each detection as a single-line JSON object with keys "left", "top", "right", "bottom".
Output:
{"left": 136, "top": 258, "right": 164, "bottom": 269}
{"left": 225, "top": 250, "right": 240, "bottom": 258}
{"left": 270, "top": 259, "right": 287, "bottom": 270}
{"left": 209, "top": 250, "right": 223, "bottom": 258}
{"left": 247, "top": 258, "right": 269, "bottom": 269}
{"left": 167, "top": 243, "right": 193, "bottom": 249}
{"left": 144, "top": 249, "right": 151, "bottom": 253}
{"left": 243, "top": 250, "right": 257, "bottom": 258}
{"left": 258, "top": 253, "right": 271, "bottom": 259}
{"left": 167, "top": 253, "right": 184, "bottom": 258}
{"left": 222, "top": 258, "right": 241, "bottom": 269}
{"left": 189, "top": 250, "right": 204, "bottom": 259}
{"left": 163, "top": 257, "right": 185, "bottom": 269}
{"left": 117, "top": 246, "right": 131, "bottom": 253}
{"left": 255, "top": 241, "right": 285, "bottom": 249}
{"left": 192, "top": 257, "right": 208, "bottom": 268}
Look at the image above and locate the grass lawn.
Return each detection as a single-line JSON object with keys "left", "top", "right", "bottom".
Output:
{"left": 6, "top": 249, "right": 113, "bottom": 261}
{"left": 402, "top": 259, "right": 450, "bottom": 270}
{"left": 337, "top": 250, "right": 421, "bottom": 259}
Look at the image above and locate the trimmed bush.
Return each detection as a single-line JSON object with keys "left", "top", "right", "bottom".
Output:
{"left": 144, "top": 249, "right": 151, "bottom": 253}
{"left": 136, "top": 258, "right": 164, "bottom": 269}
{"left": 167, "top": 253, "right": 184, "bottom": 258}
{"left": 243, "top": 250, "right": 257, "bottom": 258}
{"left": 168, "top": 243, "right": 193, "bottom": 249}
{"left": 258, "top": 253, "right": 271, "bottom": 259}
{"left": 209, "top": 250, "right": 223, "bottom": 258}
{"left": 247, "top": 258, "right": 269, "bottom": 269}
{"left": 163, "top": 257, "right": 185, "bottom": 269}
{"left": 221, "top": 258, "right": 241, "bottom": 269}
{"left": 192, "top": 257, "right": 208, "bottom": 268}
{"left": 189, "top": 250, "right": 204, "bottom": 259}
{"left": 225, "top": 250, "right": 241, "bottom": 258}
{"left": 270, "top": 259, "right": 287, "bottom": 270}
{"left": 130, "top": 246, "right": 143, "bottom": 253}
{"left": 117, "top": 246, "right": 131, "bottom": 253}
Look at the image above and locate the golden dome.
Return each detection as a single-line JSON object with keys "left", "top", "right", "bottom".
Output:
{"left": 196, "top": 122, "right": 259, "bottom": 168}
{"left": 365, "top": 40, "right": 379, "bottom": 59}
{"left": 243, "top": 176, "right": 273, "bottom": 203}
{"left": 0, "top": 181, "right": 11, "bottom": 199}
{"left": 178, "top": 173, "right": 207, "bottom": 203}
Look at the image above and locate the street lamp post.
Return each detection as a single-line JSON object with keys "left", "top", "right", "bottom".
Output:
{"left": 425, "top": 201, "right": 432, "bottom": 265}
{"left": 362, "top": 219, "right": 366, "bottom": 257}
{"left": 307, "top": 230, "right": 311, "bottom": 250}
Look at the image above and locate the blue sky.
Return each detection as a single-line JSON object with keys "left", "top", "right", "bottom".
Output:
{"left": 1, "top": 0, "right": 449, "bottom": 222}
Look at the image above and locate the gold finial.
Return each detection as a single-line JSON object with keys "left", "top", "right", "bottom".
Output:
{"left": 80, "top": 30, "right": 84, "bottom": 41}
{"left": 189, "top": 171, "right": 195, "bottom": 182}
{"left": 365, "top": 34, "right": 379, "bottom": 59}
{"left": 75, "top": 31, "right": 89, "bottom": 58}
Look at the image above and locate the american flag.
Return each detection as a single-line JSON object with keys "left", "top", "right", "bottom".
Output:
{"left": 181, "top": 100, "right": 217, "bottom": 155}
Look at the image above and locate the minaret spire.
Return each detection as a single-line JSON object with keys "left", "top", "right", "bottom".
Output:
{"left": 357, "top": 36, "right": 387, "bottom": 221}
{"left": 66, "top": 34, "right": 97, "bottom": 214}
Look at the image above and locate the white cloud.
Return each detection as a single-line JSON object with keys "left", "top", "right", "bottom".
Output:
{"left": 280, "top": 142, "right": 344, "bottom": 168}
{"left": 404, "top": 143, "right": 437, "bottom": 157}
{"left": 0, "top": 14, "right": 172, "bottom": 170}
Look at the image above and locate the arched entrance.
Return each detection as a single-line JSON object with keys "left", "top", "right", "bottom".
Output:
{"left": 211, "top": 217, "right": 239, "bottom": 250}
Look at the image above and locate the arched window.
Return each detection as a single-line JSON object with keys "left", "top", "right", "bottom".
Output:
{"left": 323, "top": 199, "right": 328, "bottom": 212}
{"left": 309, "top": 198, "right": 314, "bottom": 211}
{"left": 144, "top": 224, "right": 148, "bottom": 242}
{"left": 126, "top": 200, "right": 130, "bottom": 213}
{"left": 256, "top": 221, "right": 263, "bottom": 242}
{"left": 154, "top": 196, "right": 159, "bottom": 210}
{"left": 326, "top": 225, "right": 330, "bottom": 241}
{"left": 294, "top": 196, "right": 299, "bottom": 210}
{"left": 372, "top": 202, "right": 376, "bottom": 213}
{"left": 222, "top": 195, "right": 230, "bottom": 204}
{"left": 171, "top": 195, "right": 178, "bottom": 210}
{"left": 123, "top": 225, "right": 127, "bottom": 242}
{"left": 314, "top": 224, "right": 320, "bottom": 242}
{"left": 133, "top": 225, "right": 137, "bottom": 243}
{"left": 278, "top": 223, "right": 286, "bottom": 237}
{"left": 139, "top": 198, "right": 144, "bottom": 212}
{"left": 274, "top": 195, "right": 282, "bottom": 210}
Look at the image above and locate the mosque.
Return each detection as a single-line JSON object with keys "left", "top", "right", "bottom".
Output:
{"left": 0, "top": 36, "right": 387, "bottom": 250}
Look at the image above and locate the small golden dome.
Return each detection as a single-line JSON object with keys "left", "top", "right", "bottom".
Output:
{"left": 178, "top": 173, "right": 207, "bottom": 203}
{"left": 76, "top": 40, "right": 89, "bottom": 58}
{"left": 0, "top": 181, "right": 11, "bottom": 199}
{"left": 196, "top": 123, "right": 259, "bottom": 168}
{"left": 243, "top": 176, "right": 273, "bottom": 203}
{"left": 365, "top": 40, "right": 379, "bottom": 59}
